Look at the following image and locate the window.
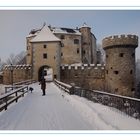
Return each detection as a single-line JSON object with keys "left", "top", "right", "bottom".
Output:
{"left": 106, "top": 55, "right": 108, "bottom": 58}
{"left": 132, "top": 53, "right": 135, "bottom": 57}
{"left": 82, "top": 50, "right": 86, "bottom": 54}
{"left": 43, "top": 53, "right": 47, "bottom": 59}
{"left": 27, "top": 46, "right": 30, "bottom": 50}
{"left": 115, "top": 88, "right": 118, "bottom": 92}
{"left": 74, "top": 39, "right": 79, "bottom": 44}
{"left": 130, "top": 70, "right": 133, "bottom": 74}
{"left": 77, "top": 48, "right": 79, "bottom": 54}
{"left": 119, "top": 53, "right": 124, "bottom": 57}
{"left": 114, "top": 71, "right": 119, "bottom": 74}
{"left": 61, "top": 43, "right": 64, "bottom": 47}
{"left": 61, "top": 53, "right": 63, "bottom": 56}
{"left": 44, "top": 44, "right": 47, "bottom": 48}
{"left": 106, "top": 70, "right": 108, "bottom": 74}
{"left": 60, "top": 35, "right": 65, "bottom": 39}
{"left": 131, "top": 88, "right": 135, "bottom": 91}
{"left": 54, "top": 75, "right": 57, "bottom": 78}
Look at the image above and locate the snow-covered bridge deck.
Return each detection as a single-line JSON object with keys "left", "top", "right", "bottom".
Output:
{"left": 0, "top": 82, "right": 140, "bottom": 130}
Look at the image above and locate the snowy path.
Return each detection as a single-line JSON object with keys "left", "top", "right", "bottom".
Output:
{"left": 0, "top": 83, "right": 94, "bottom": 130}
{"left": 0, "top": 82, "right": 140, "bottom": 130}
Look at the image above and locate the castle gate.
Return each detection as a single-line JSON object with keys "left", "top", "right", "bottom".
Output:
{"left": 38, "top": 65, "right": 53, "bottom": 82}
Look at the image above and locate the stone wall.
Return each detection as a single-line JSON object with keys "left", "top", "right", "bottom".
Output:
{"left": 102, "top": 34, "right": 138, "bottom": 97}
{"left": 60, "top": 64, "right": 105, "bottom": 91}
{"left": 55, "top": 34, "right": 82, "bottom": 64}
{"left": 3, "top": 65, "right": 32, "bottom": 85}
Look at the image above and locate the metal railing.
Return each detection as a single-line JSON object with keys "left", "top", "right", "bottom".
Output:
{"left": 54, "top": 79, "right": 140, "bottom": 119}
{"left": 0, "top": 86, "right": 28, "bottom": 111}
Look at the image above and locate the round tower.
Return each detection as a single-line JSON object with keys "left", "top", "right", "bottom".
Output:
{"left": 79, "top": 23, "right": 93, "bottom": 64}
{"left": 102, "top": 34, "right": 138, "bottom": 97}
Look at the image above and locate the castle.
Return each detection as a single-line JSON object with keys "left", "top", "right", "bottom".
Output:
{"left": 2, "top": 23, "right": 138, "bottom": 97}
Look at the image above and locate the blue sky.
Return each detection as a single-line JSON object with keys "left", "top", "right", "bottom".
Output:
{"left": 0, "top": 10, "right": 140, "bottom": 62}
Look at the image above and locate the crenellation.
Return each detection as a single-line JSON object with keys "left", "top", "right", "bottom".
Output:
{"left": 60, "top": 64, "right": 105, "bottom": 71}
{"left": 102, "top": 34, "right": 138, "bottom": 50}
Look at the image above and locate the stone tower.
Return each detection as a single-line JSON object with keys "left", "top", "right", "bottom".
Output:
{"left": 79, "top": 23, "right": 96, "bottom": 64}
{"left": 102, "top": 34, "right": 138, "bottom": 97}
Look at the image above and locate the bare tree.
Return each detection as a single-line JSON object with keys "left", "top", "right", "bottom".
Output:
{"left": 5, "top": 51, "right": 26, "bottom": 65}
{"left": 96, "top": 43, "right": 105, "bottom": 64}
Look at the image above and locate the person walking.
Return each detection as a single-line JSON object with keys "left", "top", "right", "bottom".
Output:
{"left": 40, "top": 77, "right": 46, "bottom": 96}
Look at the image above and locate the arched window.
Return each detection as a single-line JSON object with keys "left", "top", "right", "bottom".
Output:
{"left": 74, "top": 39, "right": 79, "bottom": 44}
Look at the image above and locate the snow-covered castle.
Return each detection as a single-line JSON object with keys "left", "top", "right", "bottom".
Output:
{"left": 2, "top": 23, "right": 138, "bottom": 97}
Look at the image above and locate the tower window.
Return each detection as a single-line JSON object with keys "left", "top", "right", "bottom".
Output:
{"left": 74, "top": 39, "right": 79, "bottom": 44}
{"left": 60, "top": 35, "right": 65, "bottom": 39}
{"left": 114, "top": 71, "right": 119, "bottom": 74}
{"left": 44, "top": 45, "right": 47, "bottom": 48}
{"left": 61, "top": 53, "right": 63, "bottom": 56}
{"left": 82, "top": 50, "right": 86, "bottom": 54}
{"left": 119, "top": 53, "right": 124, "bottom": 57}
{"left": 106, "top": 70, "right": 108, "bottom": 74}
{"left": 115, "top": 88, "right": 118, "bottom": 92}
{"left": 131, "top": 88, "right": 135, "bottom": 92}
{"left": 106, "top": 55, "right": 108, "bottom": 58}
{"left": 43, "top": 53, "right": 47, "bottom": 59}
{"left": 77, "top": 48, "right": 80, "bottom": 54}
{"left": 61, "top": 43, "right": 64, "bottom": 47}
{"left": 130, "top": 70, "right": 133, "bottom": 74}
{"left": 132, "top": 53, "right": 135, "bottom": 57}
{"left": 27, "top": 46, "right": 30, "bottom": 50}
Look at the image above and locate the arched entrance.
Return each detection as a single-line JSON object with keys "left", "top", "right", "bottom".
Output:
{"left": 38, "top": 65, "right": 53, "bottom": 82}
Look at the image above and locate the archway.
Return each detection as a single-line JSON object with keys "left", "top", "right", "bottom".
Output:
{"left": 38, "top": 65, "right": 53, "bottom": 82}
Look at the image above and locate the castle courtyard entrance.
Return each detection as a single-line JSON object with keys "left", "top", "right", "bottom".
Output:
{"left": 38, "top": 65, "right": 53, "bottom": 82}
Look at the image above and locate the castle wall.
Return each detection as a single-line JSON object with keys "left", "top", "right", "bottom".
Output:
{"left": 60, "top": 64, "right": 105, "bottom": 91}
{"left": 3, "top": 65, "right": 32, "bottom": 85}
{"left": 26, "top": 36, "right": 36, "bottom": 65}
{"left": 55, "top": 34, "right": 82, "bottom": 64}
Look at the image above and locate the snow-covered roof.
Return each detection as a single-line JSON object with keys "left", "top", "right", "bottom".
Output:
{"left": 52, "top": 27, "right": 81, "bottom": 35}
{"left": 30, "top": 25, "right": 60, "bottom": 43}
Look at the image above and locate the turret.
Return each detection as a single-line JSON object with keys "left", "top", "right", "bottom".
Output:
{"left": 79, "top": 23, "right": 96, "bottom": 64}
{"left": 102, "top": 34, "right": 138, "bottom": 97}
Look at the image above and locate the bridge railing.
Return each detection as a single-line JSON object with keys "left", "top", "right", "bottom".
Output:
{"left": 0, "top": 86, "right": 28, "bottom": 111}
{"left": 13, "top": 79, "right": 36, "bottom": 86}
{"left": 4, "top": 79, "right": 36, "bottom": 93}
{"left": 54, "top": 79, "right": 72, "bottom": 93}
{"left": 54, "top": 79, "right": 140, "bottom": 119}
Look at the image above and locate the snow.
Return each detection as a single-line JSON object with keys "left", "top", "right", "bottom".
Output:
{"left": 52, "top": 27, "right": 81, "bottom": 35}
{"left": 0, "top": 82, "right": 140, "bottom": 130}
{"left": 31, "top": 25, "right": 60, "bottom": 43}
{"left": 0, "top": 84, "right": 5, "bottom": 95}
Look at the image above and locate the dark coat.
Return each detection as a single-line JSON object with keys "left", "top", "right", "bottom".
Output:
{"left": 40, "top": 78, "right": 46, "bottom": 90}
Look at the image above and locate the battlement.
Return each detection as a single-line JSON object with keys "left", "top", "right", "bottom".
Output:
{"left": 102, "top": 34, "right": 138, "bottom": 49}
{"left": 61, "top": 64, "right": 105, "bottom": 70}
{"left": 3, "top": 64, "right": 32, "bottom": 70}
